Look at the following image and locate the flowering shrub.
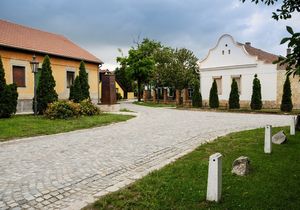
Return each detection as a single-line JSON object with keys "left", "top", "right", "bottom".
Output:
{"left": 45, "top": 100, "right": 81, "bottom": 119}
{"left": 79, "top": 99, "right": 100, "bottom": 116}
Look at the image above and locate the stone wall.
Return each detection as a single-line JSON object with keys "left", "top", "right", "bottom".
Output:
{"left": 277, "top": 70, "right": 300, "bottom": 109}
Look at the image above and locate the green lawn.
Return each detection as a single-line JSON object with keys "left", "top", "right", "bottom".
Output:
{"left": 133, "top": 101, "right": 176, "bottom": 108}
{"left": 85, "top": 127, "right": 300, "bottom": 210}
{"left": 0, "top": 114, "right": 134, "bottom": 141}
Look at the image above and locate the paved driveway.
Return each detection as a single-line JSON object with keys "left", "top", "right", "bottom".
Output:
{"left": 0, "top": 103, "right": 291, "bottom": 209}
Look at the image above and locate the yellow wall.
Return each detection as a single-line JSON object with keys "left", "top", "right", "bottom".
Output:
{"left": 127, "top": 92, "right": 135, "bottom": 99}
{"left": 115, "top": 81, "right": 124, "bottom": 98}
{"left": 0, "top": 49, "right": 100, "bottom": 100}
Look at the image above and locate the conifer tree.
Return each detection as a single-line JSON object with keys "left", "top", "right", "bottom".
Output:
{"left": 0, "top": 55, "right": 18, "bottom": 118}
{"left": 280, "top": 75, "right": 293, "bottom": 112}
{"left": 69, "top": 76, "right": 82, "bottom": 102}
{"left": 79, "top": 61, "right": 90, "bottom": 99}
{"left": 35, "top": 55, "right": 58, "bottom": 114}
{"left": 250, "top": 74, "right": 262, "bottom": 110}
{"left": 229, "top": 79, "right": 240, "bottom": 109}
{"left": 209, "top": 80, "right": 219, "bottom": 108}
{"left": 192, "top": 83, "right": 202, "bottom": 108}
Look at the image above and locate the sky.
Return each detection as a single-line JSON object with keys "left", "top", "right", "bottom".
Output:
{"left": 0, "top": 0, "right": 299, "bottom": 70}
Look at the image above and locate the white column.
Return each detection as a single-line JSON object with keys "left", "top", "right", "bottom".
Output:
{"left": 290, "top": 116, "right": 296, "bottom": 135}
{"left": 206, "top": 153, "right": 222, "bottom": 202}
{"left": 264, "top": 125, "right": 272, "bottom": 154}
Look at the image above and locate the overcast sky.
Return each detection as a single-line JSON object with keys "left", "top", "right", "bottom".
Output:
{"left": 0, "top": 0, "right": 299, "bottom": 69}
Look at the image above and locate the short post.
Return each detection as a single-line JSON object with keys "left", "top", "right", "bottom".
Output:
{"left": 206, "top": 153, "right": 222, "bottom": 202}
{"left": 290, "top": 116, "right": 296, "bottom": 135}
{"left": 264, "top": 125, "right": 272, "bottom": 154}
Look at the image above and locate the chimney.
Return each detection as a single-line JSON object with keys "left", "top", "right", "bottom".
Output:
{"left": 287, "top": 48, "right": 291, "bottom": 56}
{"left": 245, "top": 42, "right": 251, "bottom": 46}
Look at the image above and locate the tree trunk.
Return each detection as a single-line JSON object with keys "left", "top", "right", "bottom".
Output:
{"left": 137, "top": 79, "right": 141, "bottom": 102}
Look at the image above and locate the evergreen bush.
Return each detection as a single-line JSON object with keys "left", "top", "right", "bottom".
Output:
{"left": 0, "top": 55, "right": 18, "bottom": 118}
{"left": 79, "top": 61, "right": 90, "bottom": 99}
{"left": 250, "top": 74, "right": 262, "bottom": 110}
{"left": 280, "top": 75, "right": 293, "bottom": 112}
{"left": 209, "top": 80, "right": 219, "bottom": 108}
{"left": 69, "top": 76, "right": 82, "bottom": 102}
{"left": 229, "top": 79, "right": 240, "bottom": 109}
{"left": 35, "top": 55, "right": 58, "bottom": 114}
{"left": 192, "top": 84, "right": 202, "bottom": 108}
{"left": 69, "top": 61, "right": 90, "bottom": 102}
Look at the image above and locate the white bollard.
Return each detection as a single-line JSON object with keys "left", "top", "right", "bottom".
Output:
{"left": 206, "top": 153, "right": 222, "bottom": 202}
{"left": 264, "top": 125, "right": 272, "bottom": 154}
{"left": 290, "top": 116, "right": 296, "bottom": 135}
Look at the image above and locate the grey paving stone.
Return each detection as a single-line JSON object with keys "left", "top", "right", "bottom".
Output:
{"left": 0, "top": 102, "right": 291, "bottom": 209}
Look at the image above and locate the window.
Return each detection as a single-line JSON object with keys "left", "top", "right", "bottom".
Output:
{"left": 232, "top": 75, "right": 241, "bottom": 94}
{"left": 213, "top": 77, "right": 222, "bottom": 95}
{"left": 12, "top": 65, "right": 26, "bottom": 87}
{"left": 66, "top": 71, "right": 75, "bottom": 88}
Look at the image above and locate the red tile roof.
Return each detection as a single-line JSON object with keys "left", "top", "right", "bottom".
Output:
{"left": 0, "top": 19, "right": 103, "bottom": 64}
{"left": 238, "top": 42, "right": 279, "bottom": 64}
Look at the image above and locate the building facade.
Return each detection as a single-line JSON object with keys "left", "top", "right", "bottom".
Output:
{"left": 0, "top": 19, "right": 103, "bottom": 112}
{"left": 198, "top": 34, "right": 300, "bottom": 109}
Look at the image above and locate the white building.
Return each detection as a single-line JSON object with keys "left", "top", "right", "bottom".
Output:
{"left": 198, "top": 34, "right": 300, "bottom": 109}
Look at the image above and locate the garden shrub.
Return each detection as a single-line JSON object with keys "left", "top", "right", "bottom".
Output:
{"left": 79, "top": 99, "right": 100, "bottom": 116}
{"left": 250, "top": 74, "right": 262, "bottom": 110}
{"left": 116, "top": 92, "right": 123, "bottom": 100}
{"left": 209, "top": 80, "right": 219, "bottom": 108}
{"left": 281, "top": 75, "right": 293, "bottom": 112}
{"left": 192, "top": 84, "right": 202, "bottom": 108}
{"left": 35, "top": 55, "right": 58, "bottom": 114}
{"left": 229, "top": 79, "right": 240, "bottom": 109}
{"left": 45, "top": 100, "right": 81, "bottom": 119}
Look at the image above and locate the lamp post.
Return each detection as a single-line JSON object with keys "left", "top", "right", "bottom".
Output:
{"left": 30, "top": 55, "right": 39, "bottom": 116}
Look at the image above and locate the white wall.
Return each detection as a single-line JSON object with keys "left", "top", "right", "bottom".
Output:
{"left": 199, "top": 34, "right": 277, "bottom": 102}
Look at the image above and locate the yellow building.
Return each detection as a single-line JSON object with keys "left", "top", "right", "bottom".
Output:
{"left": 0, "top": 19, "right": 103, "bottom": 112}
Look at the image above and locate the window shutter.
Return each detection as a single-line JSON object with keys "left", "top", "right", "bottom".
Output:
{"left": 13, "top": 66, "right": 26, "bottom": 87}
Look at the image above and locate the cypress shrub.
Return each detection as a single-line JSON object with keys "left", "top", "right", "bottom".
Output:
{"left": 69, "top": 76, "right": 82, "bottom": 103}
{"left": 250, "top": 74, "right": 262, "bottom": 110}
{"left": 229, "top": 79, "right": 240, "bottom": 109}
{"left": 35, "top": 55, "right": 58, "bottom": 114}
{"left": 209, "top": 80, "right": 219, "bottom": 108}
{"left": 280, "top": 75, "right": 293, "bottom": 112}
{"left": 79, "top": 61, "right": 90, "bottom": 100}
{"left": 192, "top": 84, "right": 202, "bottom": 108}
{"left": 0, "top": 55, "right": 18, "bottom": 118}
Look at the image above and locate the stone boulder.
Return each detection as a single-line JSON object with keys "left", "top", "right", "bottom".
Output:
{"left": 231, "top": 156, "right": 250, "bottom": 176}
{"left": 296, "top": 115, "right": 300, "bottom": 131}
{"left": 272, "top": 130, "right": 287, "bottom": 144}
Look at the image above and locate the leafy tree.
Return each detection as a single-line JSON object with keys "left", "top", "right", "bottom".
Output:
{"left": 192, "top": 83, "right": 202, "bottom": 108}
{"left": 117, "top": 38, "right": 161, "bottom": 101}
{"left": 242, "top": 0, "right": 300, "bottom": 76}
{"left": 209, "top": 80, "right": 219, "bottom": 108}
{"left": 115, "top": 66, "right": 134, "bottom": 98}
{"left": 78, "top": 61, "right": 90, "bottom": 99}
{"left": 69, "top": 76, "right": 82, "bottom": 102}
{"left": 250, "top": 74, "right": 262, "bottom": 110}
{"left": 0, "top": 55, "right": 18, "bottom": 118}
{"left": 281, "top": 75, "right": 293, "bottom": 112}
{"left": 35, "top": 55, "right": 58, "bottom": 114}
{"left": 229, "top": 79, "right": 240, "bottom": 109}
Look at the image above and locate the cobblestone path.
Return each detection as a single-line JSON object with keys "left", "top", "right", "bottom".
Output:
{"left": 0, "top": 102, "right": 291, "bottom": 209}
